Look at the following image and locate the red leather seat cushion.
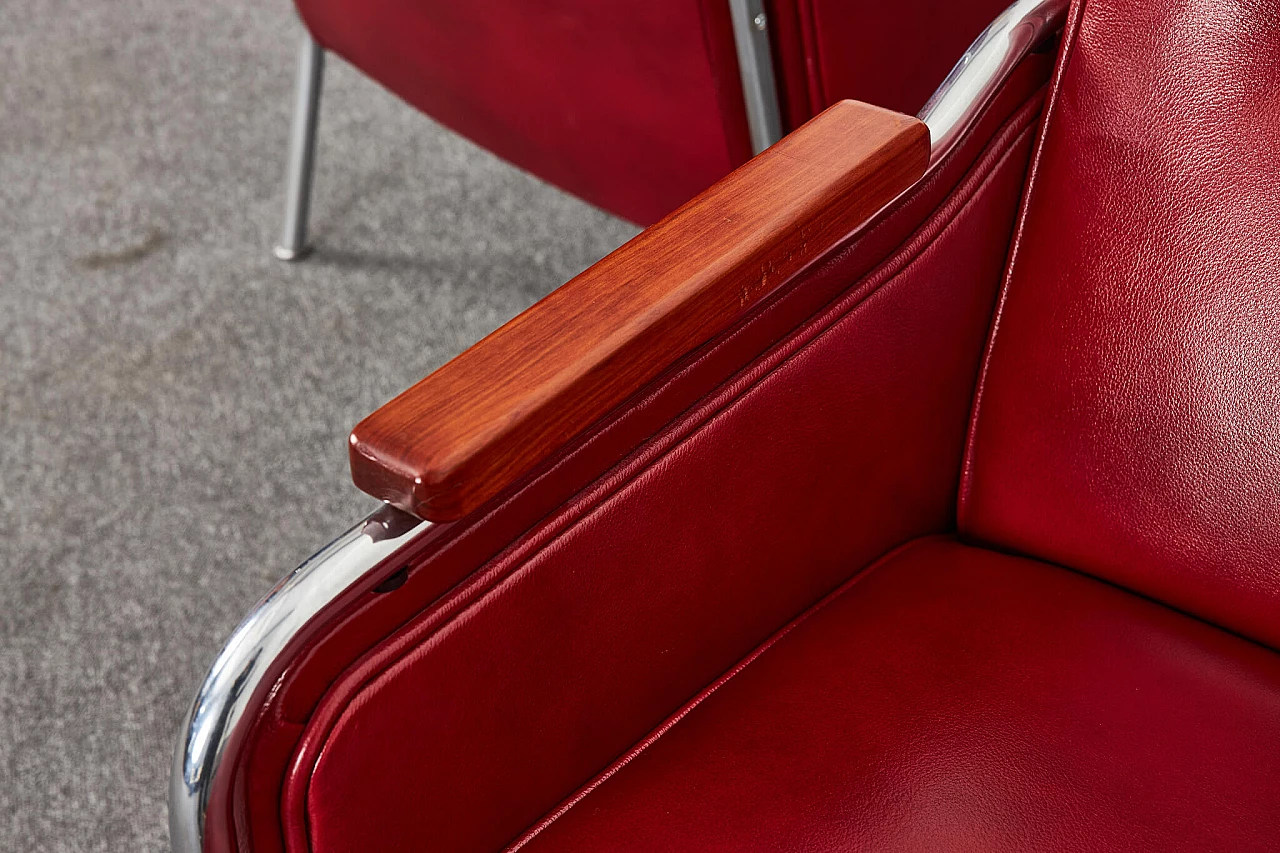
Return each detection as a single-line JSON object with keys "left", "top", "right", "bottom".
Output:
{"left": 769, "top": 0, "right": 1014, "bottom": 121}
{"left": 518, "top": 538, "right": 1280, "bottom": 851}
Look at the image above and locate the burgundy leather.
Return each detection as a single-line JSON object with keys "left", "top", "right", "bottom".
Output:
{"left": 960, "top": 0, "right": 1280, "bottom": 648}
{"left": 516, "top": 538, "right": 1280, "bottom": 852}
{"left": 769, "top": 0, "right": 1014, "bottom": 118}
{"left": 294, "top": 0, "right": 751, "bottom": 225}
{"left": 283, "top": 89, "right": 1042, "bottom": 853}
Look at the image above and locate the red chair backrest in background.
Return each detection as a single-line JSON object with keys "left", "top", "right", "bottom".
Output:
{"left": 294, "top": 0, "right": 1010, "bottom": 223}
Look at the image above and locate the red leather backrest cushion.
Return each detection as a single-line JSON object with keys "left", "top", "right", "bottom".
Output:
{"left": 961, "top": 0, "right": 1280, "bottom": 647}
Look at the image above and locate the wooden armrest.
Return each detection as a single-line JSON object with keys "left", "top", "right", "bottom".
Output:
{"left": 350, "top": 100, "right": 929, "bottom": 521}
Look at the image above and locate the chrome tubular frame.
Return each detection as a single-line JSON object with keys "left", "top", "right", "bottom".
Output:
{"left": 918, "top": 0, "right": 1068, "bottom": 165}
{"left": 170, "top": 1, "right": 1068, "bottom": 849}
{"left": 728, "top": 0, "right": 785, "bottom": 155}
{"left": 274, "top": 33, "right": 325, "bottom": 262}
{"left": 169, "top": 506, "right": 431, "bottom": 853}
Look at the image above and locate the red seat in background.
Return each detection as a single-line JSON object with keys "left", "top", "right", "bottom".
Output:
{"left": 272, "top": 0, "right": 1009, "bottom": 258}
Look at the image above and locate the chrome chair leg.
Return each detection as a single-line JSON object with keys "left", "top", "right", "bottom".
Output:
{"left": 274, "top": 34, "right": 325, "bottom": 262}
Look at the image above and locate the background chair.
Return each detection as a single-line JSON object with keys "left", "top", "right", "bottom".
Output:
{"left": 175, "top": 0, "right": 1280, "bottom": 849}
{"left": 273, "top": 0, "right": 1011, "bottom": 259}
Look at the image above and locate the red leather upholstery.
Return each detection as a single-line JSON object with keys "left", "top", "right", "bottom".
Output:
{"left": 769, "top": 0, "right": 1014, "bottom": 122}
{"left": 283, "top": 75, "right": 1046, "bottom": 853}
{"left": 517, "top": 538, "right": 1280, "bottom": 851}
{"left": 213, "top": 2, "right": 1280, "bottom": 850}
{"left": 960, "top": 0, "right": 1280, "bottom": 648}
{"left": 294, "top": 0, "right": 751, "bottom": 225}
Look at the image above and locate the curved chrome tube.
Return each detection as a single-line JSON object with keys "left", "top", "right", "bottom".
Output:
{"left": 919, "top": 0, "right": 1068, "bottom": 164}
{"left": 169, "top": 505, "right": 431, "bottom": 853}
{"left": 169, "top": 2, "right": 1068, "bottom": 850}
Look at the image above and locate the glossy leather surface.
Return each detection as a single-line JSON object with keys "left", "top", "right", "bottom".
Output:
{"left": 517, "top": 538, "right": 1280, "bottom": 852}
{"left": 961, "top": 0, "right": 1280, "bottom": 648}
{"left": 285, "top": 88, "right": 1043, "bottom": 853}
{"left": 294, "top": 0, "right": 751, "bottom": 225}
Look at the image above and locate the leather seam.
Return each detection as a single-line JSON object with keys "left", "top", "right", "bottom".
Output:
{"left": 502, "top": 535, "right": 951, "bottom": 852}
{"left": 956, "top": 0, "right": 1088, "bottom": 530}
{"left": 799, "top": 0, "right": 827, "bottom": 109}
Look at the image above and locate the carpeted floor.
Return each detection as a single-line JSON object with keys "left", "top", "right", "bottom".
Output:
{"left": 0, "top": 2, "right": 637, "bottom": 849}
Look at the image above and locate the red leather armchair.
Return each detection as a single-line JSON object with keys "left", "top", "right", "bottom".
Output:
{"left": 271, "top": 0, "right": 1011, "bottom": 259}
{"left": 177, "top": 0, "right": 1280, "bottom": 849}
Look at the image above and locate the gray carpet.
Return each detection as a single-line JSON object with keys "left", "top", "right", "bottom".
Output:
{"left": 0, "top": 2, "right": 637, "bottom": 849}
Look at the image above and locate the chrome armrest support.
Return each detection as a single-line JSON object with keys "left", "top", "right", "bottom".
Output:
{"left": 169, "top": 506, "right": 431, "bottom": 853}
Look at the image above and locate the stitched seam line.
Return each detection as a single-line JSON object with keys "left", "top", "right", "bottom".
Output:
{"left": 957, "top": 0, "right": 1089, "bottom": 529}
{"left": 796, "top": 0, "right": 825, "bottom": 111}
{"left": 503, "top": 535, "right": 947, "bottom": 852}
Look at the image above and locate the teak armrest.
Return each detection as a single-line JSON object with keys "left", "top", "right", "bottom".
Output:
{"left": 350, "top": 101, "right": 929, "bottom": 521}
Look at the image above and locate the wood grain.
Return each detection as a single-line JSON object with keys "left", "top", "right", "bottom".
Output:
{"left": 349, "top": 100, "right": 929, "bottom": 521}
